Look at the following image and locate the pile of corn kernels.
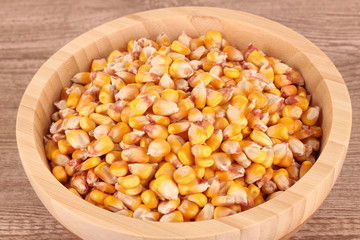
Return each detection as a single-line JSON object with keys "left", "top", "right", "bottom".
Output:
{"left": 45, "top": 30, "right": 322, "bottom": 222}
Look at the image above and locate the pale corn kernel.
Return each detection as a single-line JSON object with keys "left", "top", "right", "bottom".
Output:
{"left": 214, "top": 206, "right": 236, "bottom": 219}
{"left": 191, "top": 81, "right": 207, "bottom": 109}
{"left": 159, "top": 211, "right": 184, "bottom": 222}
{"left": 213, "top": 117, "right": 229, "bottom": 130}
{"left": 122, "top": 146, "right": 149, "bottom": 163}
{"left": 250, "top": 129, "right": 273, "bottom": 146}
{"left": 128, "top": 163, "right": 156, "bottom": 180}
{"left": 220, "top": 140, "right": 241, "bottom": 155}
{"left": 152, "top": 98, "right": 179, "bottom": 116}
{"left": 188, "top": 72, "right": 212, "bottom": 87}
{"left": 66, "top": 129, "right": 90, "bottom": 149}
{"left": 148, "top": 138, "right": 171, "bottom": 158}
{"left": 188, "top": 123, "right": 207, "bottom": 145}
{"left": 169, "top": 59, "right": 194, "bottom": 78}
{"left": 301, "top": 106, "right": 320, "bottom": 126}
{"left": 188, "top": 108, "right": 203, "bottom": 122}
{"left": 144, "top": 124, "right": 168, "bottom": 139}
{"left": 204, "top": 30, "right": 222, "bottom": 49}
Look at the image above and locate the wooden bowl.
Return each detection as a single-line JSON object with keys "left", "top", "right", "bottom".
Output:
{"left": 16, "top": 7, "right": 352, "bottom": 240}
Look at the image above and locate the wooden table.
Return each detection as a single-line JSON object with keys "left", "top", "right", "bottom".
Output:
{"left": 1, "top": 0, "right": 359, "bottom": 239}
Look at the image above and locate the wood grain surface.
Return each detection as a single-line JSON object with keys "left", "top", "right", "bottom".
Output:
{"left": 1, "top": 0, "right": 359, "bottom": 239}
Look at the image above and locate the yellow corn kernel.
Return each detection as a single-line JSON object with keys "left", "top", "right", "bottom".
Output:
{"left": 177, "top": 142, "right": 194, "bottom": 166}
{"left": 109, "top": 161, "right": 128, "bottom": 177}
{"left": 248, "top": 91, "right": 268, "bottom": 108}
{"left": 88, "top": 113, "right": 114, "bottom": 125}
{"left": 171, "top": 40, "right": 191, "bottom": 55}
{"left": 178, "top": 200, "right": 199, "bottom": 220}
{"left": 204, "top": 30, "right": 222, "bottom": 49}
{"left": 188, "top": 108, "right": 203, "bottom": 122}
{"left": 174, "top": 166, "right": 196, "bottom": 185}
{"left": 230, "top": 95, "right": 248, "bottom": 113}
{"left": 170, "top": 98, "right": 193, "bottom": 122}
{"left": 188, "top": 72, "right": 212, "bottom": 87}
{"left": 80, "top": 157, "right": 101, "bottom": 171}
{"left": 250, "top": 129, "right": 273, "bottom": 146}
{"left": 184, "top": 193, "right": 207, "bottom": 208}
{"left": 68, "top": 187, "right": 81, "bottom": 197}
{"left": 191, "top": 81, "right": 207, "bottom": 109}
{"left": 129, "top": 96, "right": 155, "bottom": 116}
{"left": 122, "top": 130, "right": 145, "bottom": 145}
{"left": 104, "top": 195, "right": 125, "bottom": 212}
{"left": 155, "top": 162, "right": 176, "bottom": 178}
{"left": 87, "top": 135, "right": 114, "bottom": 157}
{"left": 195, "top": 153, "right": 215, "bottom": 167}
{"left": 213, "top": 206, "right": 236, "bottom": 219}
{"left": 213, "top": 117, "right": 229, "bottom": 131}
{"left": 202, "top": 107, "right": 215, "bottom": 125}
{"left": 178, "top": 179, "right": 210, "bottom": 195}
{"left": 194, "top": 166, "right": 206, "bottom": 178}
{"left": 245, "top": 45, "right": 268, "bottom": 67}
{"left": 259, "top": 63, "right": 274, "bottom": 82}
{"left": 266, "top": 124, "right": 289, "bottom": 140}
{"left": 159, "top": 211, "right": 184, "bottom": 222}
{"left": 128, "top": 163, "right": 156, "bottom": 180}
{"left": 118, "top": 175, "right": 140, "bottom": 189}
{"left": 115, "top": 182, "right": 143, "bottom": 196}
{"left": 117, "top": 85, "right": 139, "bottom": 101}
{"left": 224, "top": 67, "right": 240, "bottom": 79}
{"left": 66, "top": 129, "right": 90, "bottom": 149}
{"left": 188, "top": 123, "right": 207, "bottom": 145}
{"left": 222, "top": 123, "right": 242, "bottom": 141}
{"left": 243, "top": 147, "right": 267, "bottom": 164}
{"left": 122, "top": 146, "right": 149, "bottom": 163}
{"left": 52, "top": 166, "right": 67, "bottom": 183}
{"left": 206, "top": 89, "right": 223, "bottom": 107}
{"left": 245, "top": 163, "right": 266, "bottom": 184}
{"left": 108, "top": 122, "right": 131, "bottom": 143}
{"left": 71, "top": 72, "right": 91, "bottom": 85}
{"left": 168, "top": 121, "right": 191, "bottom": 135}
{"left": 300, "top": 161, "right": 313, "bottom": 178}
{"left": 285, "top": 95, "right": 309, "bottom": 111}
{"left": 98, "top": 84, "right": 114, "bottom": 104}
{"left": 301, "top": 106, "right": 320, "bottom": 126}
{"left": 90, "top": 189, "right": 108, "bottom": 204}
{"left": 90, "top": 72, "right": 111, "bottom": 88}
{"left": 146, "top": 138, "right": 170, "bottom": 158}
{"left": 141, "top": 190, "right": 158, "bottom": 209}
{"left": 79, "top": 117, "right": 96, "bottom": 133}
{"left": 191, "top": 144, "right": 212, "bottom": 158}
{"left": 57, "top": 139, "right": 75, "bottom": 155}
{"left": 91, "top": 58, "right": 107, "bottom": 72}
{"left": 66, "top": 87, "right": 82, "bottom": 109}
{"left": 273, "top": 168, "right": 291, "bottom": 191}
{"left": 268, "top": 112, "right": 280, "bottom": 126}
{"left": 105, "top": 151, "right": 122, "bottom": 165}
{"left": 159, "top": 89, "right": 178, "bottom": 103}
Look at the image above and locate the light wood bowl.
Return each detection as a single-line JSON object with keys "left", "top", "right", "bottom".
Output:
{"left": 16, "top": 7, "right": 352, "bottom": 240}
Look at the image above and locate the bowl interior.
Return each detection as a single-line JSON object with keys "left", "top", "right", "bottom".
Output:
{"left": 17, "top": 7, "right": 351, "bottom": 240}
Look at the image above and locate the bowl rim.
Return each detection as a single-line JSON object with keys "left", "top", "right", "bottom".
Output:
{"left": 16, "top": 6, "right": 352, "bottom": 240}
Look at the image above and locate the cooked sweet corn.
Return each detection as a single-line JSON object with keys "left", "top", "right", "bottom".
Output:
{"left": 45, "top": 30, "right": 322, "bottom": 222}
